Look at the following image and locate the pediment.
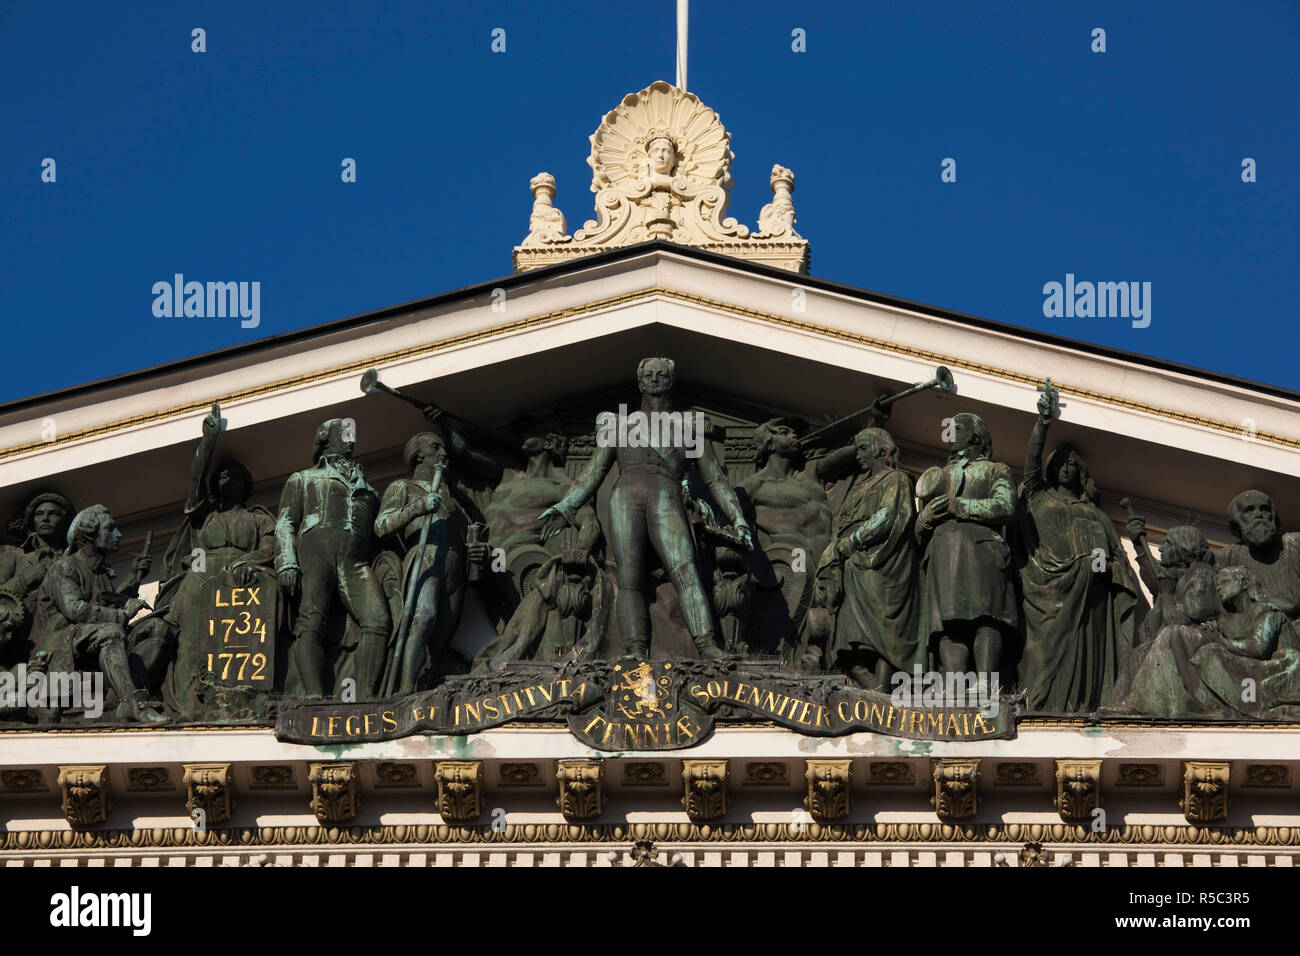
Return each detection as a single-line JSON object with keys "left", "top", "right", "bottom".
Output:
{"left": 0, "top": 244, "right": 1295, "bottom": 555}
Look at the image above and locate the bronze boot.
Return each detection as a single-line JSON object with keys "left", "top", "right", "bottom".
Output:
{"left": 693, "top": 632, "right": 727, "bottom": 661}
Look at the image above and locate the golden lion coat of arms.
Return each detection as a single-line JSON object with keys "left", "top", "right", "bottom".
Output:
{"left": 613, "top": 661, "right": 674, "bottom": 720}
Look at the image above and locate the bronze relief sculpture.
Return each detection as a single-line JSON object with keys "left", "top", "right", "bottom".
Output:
{"left": 472, "top": 424, "right": 609, "bottom": 669}
{"left": 737, "top": 419, "right": 834, "bottom": 660}
{"left": 0, "top": 356, "right": 1296, "bottom": 744}
{"left": 0, "top": 490, "right": 75, "bottom": 673}
{"left": 130, "top": 404, "right": 278, "bottom": 718}
{"left": 914, "top": 412, "right": 1017, "bottom": 684}
{"left": 31, "top": 505, "right": 165, "bottom": 723}
{"left": 814, "top": 427, "right": 920, "bottom": 690}
{"left": 1218, "top": 490, "right": 1300, "bottom": 621}
{"left": 538, "top": 357, "right": 752, "bottom": 660}
{"left": 475, "top": 425, "right": 602, "bottom": 633}
{"left": 275, "top": 419, "right": 390, "bottom": 698}
{"left": 1103, "top": 565, "right": 1300, "bottom": 719}
{"left": 1015, "top": 387, "right": 1140, "bottom": 712}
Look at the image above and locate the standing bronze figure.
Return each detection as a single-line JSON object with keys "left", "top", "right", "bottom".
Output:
{"left": 1016, "top": 389, "right": 1140, "bottom": 712}
{"left": 815, "top": 427, "right": 920, "bottom": 689}
{"left": 275, "top": 419, "right": 390, "bottom": 698}
{"left": 374, "top": 432, "right": 460, "bottom": 694}
{"left": 737, "top": 419, "right": 834, "bottom": 659}
{"left": 915, "top": 412, "right": 1016, "bottom": 682}
{"left": 540, "top": 357, "right": 753, "bottom": 659}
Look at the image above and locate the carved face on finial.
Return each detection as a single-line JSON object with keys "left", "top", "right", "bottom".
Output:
{"left": 647, "top": 136, "right": 677, "bottom": 176}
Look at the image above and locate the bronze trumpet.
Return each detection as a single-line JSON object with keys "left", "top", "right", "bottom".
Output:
{"left": 800, "top": 366, "right": 956, "bottom": 447}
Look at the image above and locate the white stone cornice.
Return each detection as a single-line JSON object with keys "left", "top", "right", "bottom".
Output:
{"left": 0, "top": 248, "right": 1294, "bottom": 538}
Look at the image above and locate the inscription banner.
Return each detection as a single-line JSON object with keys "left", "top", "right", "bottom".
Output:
{"left": 275, "top": 663, "right": 603, "bottom": 744}
{"left": 686, "top": 679, "right": 1014, "bottom": 740}
{"left": 274, "top": 659, "right": 1019, "bottom": 747}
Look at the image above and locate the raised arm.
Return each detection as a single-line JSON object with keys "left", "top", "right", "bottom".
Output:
{"left": 447, "top": 422, "right": 505, "bottom": 484}
{"left": 421, "top": 404, "right": 506, "bottom": 485}
{"left": 186, "top": 403, "right": 224, "bottom": 515}
{"left": 812, "top": 444, "right": 859, "bottom": 484}
{"left": 1024, "top": 391, "right": 1053, "bottom": 494}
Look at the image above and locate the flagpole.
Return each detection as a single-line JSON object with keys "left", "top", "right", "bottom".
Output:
{"left": 676, "top": 0, "right": 688, "bottom": 90}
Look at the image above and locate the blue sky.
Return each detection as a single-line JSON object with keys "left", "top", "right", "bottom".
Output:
{"left": 2, "top": 0, "right": 1297, "bottom": 403}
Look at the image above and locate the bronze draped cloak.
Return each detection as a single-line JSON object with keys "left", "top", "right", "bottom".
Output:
{"left": 1015, "top": 477, "right": 1139, "bottom": 713}
{"left": 827, "top": 467, "right": 920, "bottom": 672}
